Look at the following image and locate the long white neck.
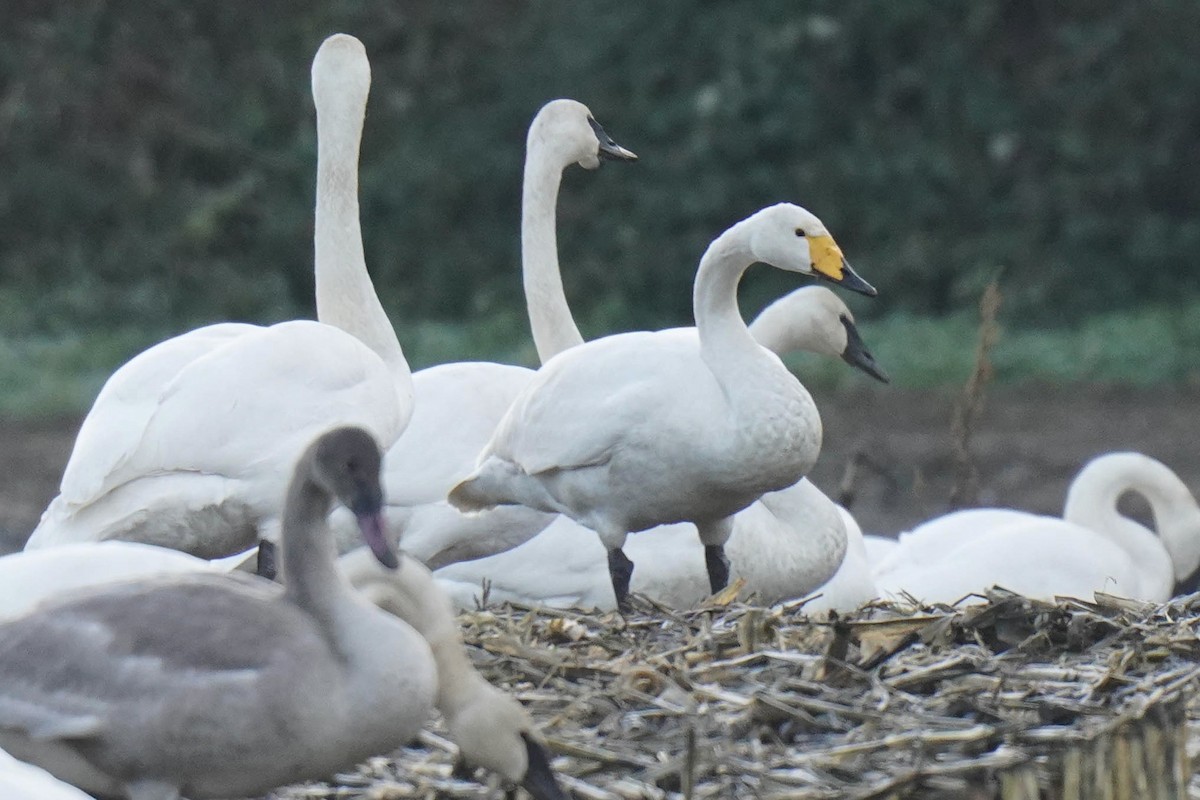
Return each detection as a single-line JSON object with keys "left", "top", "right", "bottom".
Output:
{"left": 1063, "top": 453, "right": 1200, "bottom": 581}
{"left": 312, "top": 60, "right": 410, "bottom": 382}
{"left": 694, "top": 223, "right": 784, "bottom": 382}
{"left": 522, "top": 141, "right": 583, "bottom": 364}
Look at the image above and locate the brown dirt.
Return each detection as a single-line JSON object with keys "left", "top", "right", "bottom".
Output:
{"left": 2, "top": 383, "right": 1197, "bottom": 555}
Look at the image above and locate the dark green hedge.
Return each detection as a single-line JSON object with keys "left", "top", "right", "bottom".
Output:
{"left": 1, "top": 0, "right": 1196, "bottom": 346}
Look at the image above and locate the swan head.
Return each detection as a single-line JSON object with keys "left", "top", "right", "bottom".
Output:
{"left": 528, "top": 99, "right": 637, "bottom": 171}
{"left": 311, "top": 34, "right": 371, "bottom": 113}
{"left": 750, "top": 287, "right": 889, "bottom": 382}
{"left": 310, "top": 427, "right": 398, "bottom": 569}
{"left": 744, "top": 203, "right": 877, "bottom": 297}
{"left": 447, "top": 685, "right": 567, "bottom": 800}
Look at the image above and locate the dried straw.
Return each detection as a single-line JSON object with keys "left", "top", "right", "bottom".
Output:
{"left": 269, "top": 589, "right": 1200, "bottom": 799}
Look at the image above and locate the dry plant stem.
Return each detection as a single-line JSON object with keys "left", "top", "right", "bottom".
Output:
{"left": 265, "top": 588, "right": 1200, "bottom": 800}
{"left": 948, "top": 279, "right": 1003, "bottom": 509}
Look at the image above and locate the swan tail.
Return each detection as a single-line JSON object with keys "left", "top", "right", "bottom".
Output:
{"left": 447, "top": 476, "right": 494, "bottom": 514}
{"left": 448, "top": 458, "right": 557, "bottom": 516}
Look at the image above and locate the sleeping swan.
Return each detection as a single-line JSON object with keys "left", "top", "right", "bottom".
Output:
{"left": 872, "top": 452, "right": 1200, "bottom": 604}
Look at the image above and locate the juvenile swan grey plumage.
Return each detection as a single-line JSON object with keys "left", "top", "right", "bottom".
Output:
{"left": 0, "top": 427, "right": 436, "bottom": 800}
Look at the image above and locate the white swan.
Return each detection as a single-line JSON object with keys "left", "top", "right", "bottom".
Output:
{"left": 872, "top": 452, "right": 1200, "bottom": 604}
{"left": 0, "top": 428, "right": 435, "bottom": 800}
{"left": 330, "top": 99, "right": 636, "bottom": 566}
{"left": 450, "top": 203, "right": 877, "bottom": 608}
{"left": 0, "top": 543, "right": 563, "bottom": 797}
{"left": 25, "top": 35, "right": 410, "bottom": 561}
{"left": 436, "top": 286, "right": 887, "bottom": 610}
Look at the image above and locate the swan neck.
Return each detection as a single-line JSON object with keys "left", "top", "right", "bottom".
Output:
{"left": 693, "top": 228, "right": 764, "bottom": 371}
{"left": 281, "top": 473, "right": 347, "bottom": 621}
{"left": 522, "top": 147, "right": 583, "bottom": 364}
{"left": 313, "top": 90, "right": 410, "bottom": 381}
{"left": 345, "top": 552, "right": 483, "bottom": 721}
{"left": 1064, "top": 455, "right": 1200, "bottom": 579}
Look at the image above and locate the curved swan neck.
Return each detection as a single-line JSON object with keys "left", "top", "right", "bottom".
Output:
{"left": 280, "top": 470, "right": 346, "bottom": 621}
{"left": 1064, "top": 454, "right": 1200, "bottom": 579}
{"left": 522, "top": 143, "right": 583, "bottom": 364}
{"left": 340, "top": 551, "right": 482, "bottom": 717}
{"left": 694, "top": 223, "right": 768, "bottom": 371}
{"left": 312, "top": 61, "right": 410, "bottom": 382}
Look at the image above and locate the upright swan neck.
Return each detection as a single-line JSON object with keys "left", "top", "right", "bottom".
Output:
{"left": 693, "top": 223, "right": 768, "bottom": 371}
{"left": 281, "top": 469, "right": 348, "bottom": 622}
{"left": 1064, "top": 453, "right": 1200, "bottom": 580}
{"left": 312, "top": 49, "right": 410, "bottom": 382}
{"left": 522, "top": 138, "right": 584, "bottom": 364}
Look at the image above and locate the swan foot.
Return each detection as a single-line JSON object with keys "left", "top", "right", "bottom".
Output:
{"left": 705, "top": 544, "right": 730, "bottom": 594}
{"left": 256, "top": 539, "right": 277, "bottom": 580}
{"left": 607, "top": 548, "right": 634, "bottom": 611}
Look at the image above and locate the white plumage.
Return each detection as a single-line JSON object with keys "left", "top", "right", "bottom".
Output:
{"left": 330, "top": 99, "right": 636, "bottom": 566}
{"left": 450, "top": 203, "right": 877, "bottom": 606}
{"left": 436, "top": 286, "right": 887, "bottom": 611}
{"left": 26, "top": 34, "right": 410, "bottom": 559}
{"left": 872, "top": 452, "right": 1200, "bottom": 604}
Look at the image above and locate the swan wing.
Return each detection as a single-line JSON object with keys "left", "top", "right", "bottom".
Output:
{"left": 58, "top": 323, "right": 260, "bottom": 505}
{"left": 0, "top": 577, "right": 318, "bottom": 743}
{"left": 488, "top": 331, "right": 713, "bottom": 475}
{"left": 59, "top": 321, "right": 403, "bottom": 511}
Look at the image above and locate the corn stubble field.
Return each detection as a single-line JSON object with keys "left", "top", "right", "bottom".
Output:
{"left": 2, "top": 379, "right": 1200, "bottom": 797}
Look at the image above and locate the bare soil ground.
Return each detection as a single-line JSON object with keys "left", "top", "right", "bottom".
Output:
{"left": 2, "top": 383, "right": 1196, "bottom": 555}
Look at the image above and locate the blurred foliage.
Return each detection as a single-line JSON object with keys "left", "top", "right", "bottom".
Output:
{"left": 4, "top": 299, "right": 1197, "bottom": 420}
{"left": 0, "top": 0, "right": 1197, "bottom": 358}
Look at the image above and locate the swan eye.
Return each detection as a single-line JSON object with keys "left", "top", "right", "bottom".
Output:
{"left": 795, "top": 228, "right": 806, "bottom": 238}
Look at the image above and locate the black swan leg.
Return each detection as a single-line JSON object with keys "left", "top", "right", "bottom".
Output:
{"left": 256, "top": 540, "right": 278, "bottom": 581}
{"left": 704, "top": 544, "right": 730, "bottom": 595}
{"left": 607, "top": 547, "right": 635, "bottom": 611}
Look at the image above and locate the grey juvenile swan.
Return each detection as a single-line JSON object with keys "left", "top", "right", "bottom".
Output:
{"left": 0, "top": 428, "right": 433, "bottom": 800}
